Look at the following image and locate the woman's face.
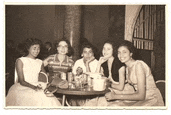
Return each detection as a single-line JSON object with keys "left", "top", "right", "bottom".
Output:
{"left": 82, "top": 47, "right": 94, "bottom": 61}
{"left": 117, "top": 46, "right": 132, "bottom": 63}
{"left": 102, "top": 43, "right": 113, "bottom": 58}
{"left": 57, "top": 41, "right": 68, "bottom": 55}
{"left": 28, "top": 44, "right": 40, "bottom": 58}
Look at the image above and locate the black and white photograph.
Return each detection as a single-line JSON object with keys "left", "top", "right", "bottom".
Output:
{"left": 2, "top": 0, "right": 169, "bottom": 113}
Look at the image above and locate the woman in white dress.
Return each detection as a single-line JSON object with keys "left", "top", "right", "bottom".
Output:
{"left": 6, "top": 38, "right": 61, "bottom": 107}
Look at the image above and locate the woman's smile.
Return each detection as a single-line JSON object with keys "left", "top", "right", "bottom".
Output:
{"left": 119, "top": 57, "right": 125, "bottom": 62}
{"left": 118, "top": 46, "right": 132, "bottom": 64}
{"left": 102, "top": 43, "right": 113, "bottom": 58}
{"left": 57, "top": 41, "right": 68, "bottom": 55}
{"left": 28, "top": 44, "right": 40, "bottom": 58}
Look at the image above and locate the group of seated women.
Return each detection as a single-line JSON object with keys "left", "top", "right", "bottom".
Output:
{"left": 6, "top": 37, "right": 164, "bottom": 107}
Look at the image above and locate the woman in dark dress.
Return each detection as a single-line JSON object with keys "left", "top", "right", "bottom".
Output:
{"left": 96, "top": 40, "right": 134, "bottom": 92}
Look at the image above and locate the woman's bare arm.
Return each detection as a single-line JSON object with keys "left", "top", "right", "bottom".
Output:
{"left": 40, "top": 63, "right": 46, "bottom": 73}
{"left": 95, "top": 57, "right": 108, "bottom": 73}
{"left": 110, "top": 66, "right": 125, "bottom": 91}
{"left": 43, "top": 56, "right": 51, "bottom": 67}
{"left": 16, "top": 59, "right": 39, "bottom": 90}
{"left": 105, "top": 62, "right": 146, "bottom": 101}
{"left": 85, "top": 56, "right": 95, "bottom": 72}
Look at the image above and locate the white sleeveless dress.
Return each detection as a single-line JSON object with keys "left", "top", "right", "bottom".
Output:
{"left": 6, "top": 57, "right": 61, "bottom": 107}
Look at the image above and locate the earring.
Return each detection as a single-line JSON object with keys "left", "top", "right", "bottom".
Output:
{"left": 130, "top": 57, "right": 133, "bottom": 60}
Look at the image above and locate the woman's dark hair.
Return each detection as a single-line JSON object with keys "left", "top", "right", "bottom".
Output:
{"left": 80, "top": 37, "right": 100, "bottom": 59}
{"left": 45, "top": 42, "right": 52, "bottom": 47}
{"left": 16, "top": 43, "right": 27, "bottom": 57}
{"left": 117, "top": 40, "right": 138, "bottom": 59}
{"left": 24, "top": 38, "right": 42, "bottom": 55}
{"left": 55, "top": 38, "right": 74, "bottom": 57}
{"left": 101, "top": 40, "right": 118, "bottom": 58}
{"left": 81, "top": 43, "right": 94, "bottom": 54}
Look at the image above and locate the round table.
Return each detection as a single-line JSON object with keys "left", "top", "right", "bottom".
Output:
{"left": 56, "top": 86, "right": 110, "bottom": 106}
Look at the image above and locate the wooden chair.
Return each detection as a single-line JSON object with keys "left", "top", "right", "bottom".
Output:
{"left": 156, "top": 80, "right": 165, "bottom": 105}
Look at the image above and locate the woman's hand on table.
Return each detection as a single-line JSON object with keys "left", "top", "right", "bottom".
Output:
{"left": 105, "top": 89, "right": 115, "bottom": 101}
{"left": 106, "top": 78, "right": 113, "bottom": 87}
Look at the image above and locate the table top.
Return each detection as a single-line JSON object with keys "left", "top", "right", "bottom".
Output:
{"left": 56, "top": 86, "right": 110, "bottom": 96}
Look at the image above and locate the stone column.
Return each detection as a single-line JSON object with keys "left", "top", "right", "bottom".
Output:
{"left": 64, "top": 5, "right": 82, "bottom": 61}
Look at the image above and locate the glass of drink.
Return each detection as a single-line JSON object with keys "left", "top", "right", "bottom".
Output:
{"left": 68, "top": 72, "right": 73, "bottom": 82}
{"left": 75, "top": 80, "right": 80, "bottom": 89}
{"left": 79, "top": 77, "right": 84, "bottom": 89}
{"left": 87, "top": 75, "right": 92, "bottom": 87}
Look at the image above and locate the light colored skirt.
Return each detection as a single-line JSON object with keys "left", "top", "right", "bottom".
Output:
{"left": 6, "top": 82, "right": 61, "bottom": 107}
{"left": 84, "top": 84, "right": 164, "bottom": 106}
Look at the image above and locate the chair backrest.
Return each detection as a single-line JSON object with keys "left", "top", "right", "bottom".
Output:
{"left": 156, "top": 80, "right": 165, "bottom": 104}
{"left": 38, "top": 72, "right": 48, "bottom": 83}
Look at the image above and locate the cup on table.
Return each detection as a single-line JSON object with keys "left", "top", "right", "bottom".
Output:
{"left": 67, "top": 72, "right": 73, "bottom": 82}
{"left": 75, "top": 80, "right": 80, "bottom": 89}
{"left": 74, "top": 75, "right": 80, "bottom": 82}
{"left": 54, "top": 72, "right": 61, "bottom": 78}
{"left": 87, "top": 76, "right": 92, "bottom": 87}
{"left": 79, "top": 77, "right": 85, "bottom": 88}
{"left": 60, "top": 72, "right": 67, "bottom": 80}
{"left": 93, "top": 77, "right": 107, "bottom": 91}
{"left": 82, "top": 74, "right": 88, "bottom": 84}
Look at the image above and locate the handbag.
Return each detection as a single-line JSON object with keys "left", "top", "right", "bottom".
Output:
{"left": 44, "top": 75, "right": 69, "bottom": 96}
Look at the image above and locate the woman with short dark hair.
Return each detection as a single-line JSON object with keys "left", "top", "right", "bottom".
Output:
{"left": 72, "top": 43, "right": 98, "bottom": 75}
{"left": 43, "top": 39, "right": 74, "bottom": 82}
